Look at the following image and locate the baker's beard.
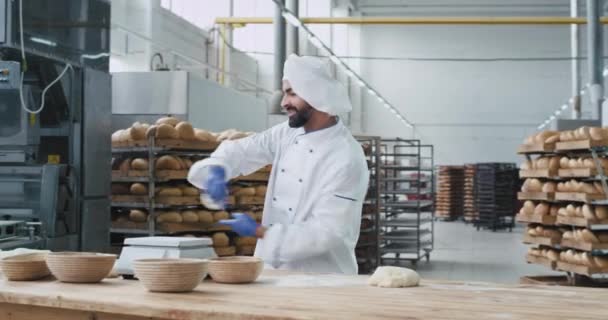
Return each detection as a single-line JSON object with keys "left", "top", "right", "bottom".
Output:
{"left": 286, "top": 105, "right": 314, "bottom": 128}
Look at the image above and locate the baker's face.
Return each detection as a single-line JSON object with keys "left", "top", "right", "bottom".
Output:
{"left": 282, "top": 80, "right": 314, "bottom": 128}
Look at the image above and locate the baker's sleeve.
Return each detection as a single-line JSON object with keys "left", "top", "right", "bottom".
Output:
{"left": 187, "top": 123, "right": 286, "bottom": 188}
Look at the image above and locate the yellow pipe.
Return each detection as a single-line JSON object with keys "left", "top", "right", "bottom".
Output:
{"left": 215, "top": 16, "right": 608, "bottom": 25}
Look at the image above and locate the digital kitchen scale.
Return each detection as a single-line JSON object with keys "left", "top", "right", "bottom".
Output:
{"left": 115, "top": 237, "right": 216, "bottom": 276}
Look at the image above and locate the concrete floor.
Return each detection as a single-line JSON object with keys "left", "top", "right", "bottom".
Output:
{"left": 412, "top": 221, "right": 560, "bottom": 284}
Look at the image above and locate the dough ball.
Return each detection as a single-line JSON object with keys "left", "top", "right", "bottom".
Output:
{"left": 368, "top": 266, "right": 420, "bottom": 288}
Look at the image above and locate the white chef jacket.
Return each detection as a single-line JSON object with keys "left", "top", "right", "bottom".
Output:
{"left": 188, "top": 119, "right": 369, "bottom": 274}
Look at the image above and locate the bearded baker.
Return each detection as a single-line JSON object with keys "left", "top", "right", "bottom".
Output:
{"left": 188, "top": 54, "right": 369, "bottom": 274}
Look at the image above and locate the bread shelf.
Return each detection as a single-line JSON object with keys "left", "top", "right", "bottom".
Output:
{"left": 517, "top": 143, "right": 556, "bottom": 154}
{"left": 526, "top": 254, "right": 557, "bottom": 270}
{"left": 516, "top": 213, "right": 557, "bottom": 225}
{"left": 555, "top": 192, "right": 606, "bottom": 203}
{"left": 233, "top": 171, "right": 271, "bottom": 182}
{"left": 556, "top": 261, "right": 608, "bottom": 276}
{"left": 112, "top": 139, "right": 219, "bottom": 151}
{"left": 556, "top": 215, "right": 608, "bottom": 228}
{"left": 560, "top": 239, "right": 608, "bottom": 251}
{"left": 519, "top": 169, "right": 558, "bottom": 178}
{"left": 112, "top": 170, "right": 188, "bottom": 181}
{"left": 517, "top": 192, "right": 555, "bottom": 201}
{"left": 110, "top": 223, "right": 231, "bottom": 235}
{"left": 555, "top": 139, "right": 608, "bottom": 151}
{"left": 523, "top": 234, "right": 561, "bottom": 247}
{"left": 235, "top": 196, "right": 265, "bottom": 206}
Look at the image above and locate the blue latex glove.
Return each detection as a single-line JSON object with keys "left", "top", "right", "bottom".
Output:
{"left": 204, "top": 165, "right": 227, "bottom": 204}
{"left": 218, "top": 213, "right": 258, "bottom": 237}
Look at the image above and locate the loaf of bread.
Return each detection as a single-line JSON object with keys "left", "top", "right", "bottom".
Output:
{"left": 156, "top": 211, "right": 182, "bottom": 223}
{"left": 194, "top": 128, "right": 216, "bottom": 142}
{"left": 581, "top": 229, "right": 600, "bottom": 243}
{"left": 111, "top": 129, "right": 123, "bottom": 143}
{"left": 156, "top": 155, "right": 181, "bottom": 170}
{"left": 155, "top": 124, "right": 179, "bottom": 139}
{"left": 234, "top": 187, "right": 256, "bottom": 197}
{"left": 534, "top": 203, "right": 550, "bottom": 216}
{"left": 582, "top": 205, "right": 597, "bottom": 219}
{"left": 213, "top": 211, "right": 230, "bottom": 222}
{"left": 522, "top": 200, "right": 535, "bottom": 215}
{"left": 171, "top": 157, "right": 184, "bottom": 170}
{"left": 181, "top": 210, "right": 199, "bottom": 223}
{"left": 130, "top": 158, "right": 149, "bottom": 170}
{"left": 180, "top": 186, "right": 199, "bottom": 196}
{"left": 596, "top": 206, "right": 608, "bottom": 220}
{"left": 129, "top": 209, "right": 148, "bottom": 222}
{"left": 212, "top": 232, "right": 230, "bottom": 247}
{"left": 157, "top": 187, "right": 183, "bottom": 197}
{"left": 128, "top": 122, "right": 148, "bottom": 140}
{"left": 522, "top": 178, "right": 542, "bottom": 192}
{"left": 235, "top": 237, "right": 257, "bottom": 247}
{"left": 197, "top": 210, "right": 214, "bottom": 224}
{"left": 175, "top": 121, "right": 195, "bottom": 140}
{"left": 130, "top": 183, "right": 148, "bottom": 195}
{"left": 156, "top": 116, "right": 180, "bottom": 127}
{"left": 183, "top": 158, "right": 193, "bottom": 169}
{"left": 535, "top": 157, "right": 549, "bottom": 169}
{"left": 520, "top": 160, "right": 532, "bottom": 170}
{"left": 255, "top": 185, "right": 267, "bottom": 196}
{"left": 542, "top": 182, "right": 556, "bottom": 193}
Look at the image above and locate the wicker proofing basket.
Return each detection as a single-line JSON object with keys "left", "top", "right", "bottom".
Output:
{"left": 133, "top": 258, "right": 208, "bottom": 293}
{"left": 46, "top": 252, "right": 116, "bottom": 283}
{"left": 208, "top": 256, "right": 263, "bottom": 284}
{"left": 1, "top": 253, "right": 50, "bottom": 281}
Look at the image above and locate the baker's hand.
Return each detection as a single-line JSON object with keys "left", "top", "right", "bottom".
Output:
{"left": 204, "top": 165, "right": 227, "bottom": 204}
{"left": 218, "top": 213, "right": 258, "bottom": 237}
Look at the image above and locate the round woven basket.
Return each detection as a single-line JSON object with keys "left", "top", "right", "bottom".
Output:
{"left": 133, "top": 258, "right": 208, "bottom": 293}
{"left": 46, "top": 252, "right": 116, "bottom": 283}
{"left": 1, "top": 253, "right": 50, "bottom": 281}
{"left": 208, "top": 256, "right": 263, "bottom": 284}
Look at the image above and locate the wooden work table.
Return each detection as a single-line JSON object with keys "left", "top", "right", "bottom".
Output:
{"left": 0, "top": 270, "right": 607, "bottom": 320}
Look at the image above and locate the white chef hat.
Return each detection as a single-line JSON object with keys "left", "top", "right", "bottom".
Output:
{"left": 283, "top": 54, "right": 352, "bottom": 115}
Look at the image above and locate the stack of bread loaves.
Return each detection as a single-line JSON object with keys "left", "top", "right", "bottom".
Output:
{"left": 559, "top": 249, "right": 608, "bottom": 267}
{"left": 111, "top": 116, "right": 255, "bottom": 144}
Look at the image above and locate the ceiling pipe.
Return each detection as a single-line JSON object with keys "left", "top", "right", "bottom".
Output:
{"left": 270, "top": 0, "right": 287, "bottom": 114}
{"left": 286, "top": 0, "right": 299, "bottom": 55}
{"left": 587, "top": 0, "right": 604, "bottom": 121}
{"left": 215, "top": 16, "right": 608, "bottom": 25}
{"left": 571, "top": 0, "right": 582, "bottom": 120}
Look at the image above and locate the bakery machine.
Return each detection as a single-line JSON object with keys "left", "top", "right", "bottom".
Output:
{"left": 0, "top": 0, "right": 111, "bottom": 251}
